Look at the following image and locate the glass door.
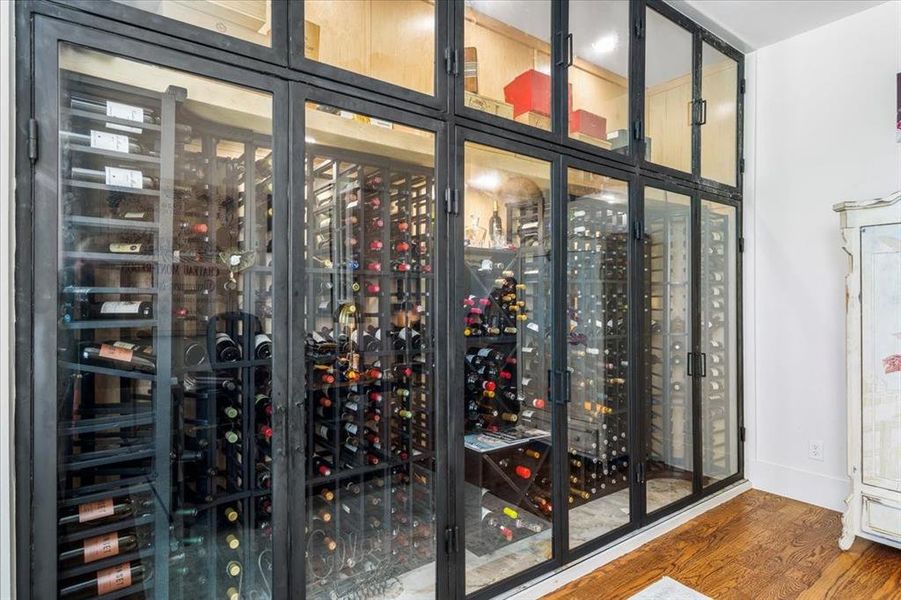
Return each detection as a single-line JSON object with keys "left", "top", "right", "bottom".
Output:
{"left": 699, "top": 200, "right": 739, "bottom": 486}
{"left": 301, "top": 99, "right": 442, "bottom": 599}
{"left": 642, "top": 186, "right": 695, "bottom": 514}
{"left": 457, "top": 139, "right": 555, "bottom": 595}
{"left": 38, "top": 38, "right": 282, "bottom": 599}
{"left": 564, "top": 167, "right": 632, "bottom": 550}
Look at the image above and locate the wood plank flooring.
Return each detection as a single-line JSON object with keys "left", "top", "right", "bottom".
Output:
{"left": 541, "top": 489, "right": 901, "bottom": 600}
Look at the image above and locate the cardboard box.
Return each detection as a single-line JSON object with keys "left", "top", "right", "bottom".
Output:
{"left": 464, "top": 92, "right": 514, "bottom": 120}
{"left": 304, "top": 20, "right": 320, "bottom": 60}
{"left": 513, "top": 111, "right": 551, "bottom": 131}
{"left": 503, "top": 69, "right": 552, "bottom": 118}
{"left": 570, "top": 109, "right": 607, "bottom": 141}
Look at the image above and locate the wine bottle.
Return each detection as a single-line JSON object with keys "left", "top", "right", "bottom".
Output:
{"left": 59, "top": 561, "right": 151, "bottom": 599}
{"left": 488, "top": 199, "right": 504, "bottom": 247}
{"left": 81, "top": 342, "right": 156, "bottom": 373}
{"left": 58, "top": 496, "right": 153, "bottom": 529}
{"left": 254, "top": 333, "right": 273, "bottom": 359}
{"left": 73, "top": 300, "right": 153, "bottom": 321}
{"left": 68, "top": 94, "right": 159, "bottom": 124}
{"left": 70, "top": 166, "right": 158, "bottom": 190}
{"left": 58, "top": 531, "right": 143, "bottom": 567}
{"left": 215, "top": 332, "right": 242, "bottom": 362}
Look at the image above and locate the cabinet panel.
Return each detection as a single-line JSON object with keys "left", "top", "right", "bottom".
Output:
{"left": 643, "top": 187, "right": 694, "bottom": 513}
{"left": 460, "top": 142, "right": 554, "bottom": 594}
{"left": 303, "top": 0, "right": 436, "bottom": 96}
{"left": 700, "top": 200, "right": 738, "bottom": 485}
{"left": 565, "top": 169, "right": 631, "bottom": 549}
{"left": 54, "top": 43, "right": 276, "bottom": 599}
{"left": 302, "top": 103, "right": 439, "bottom": 599}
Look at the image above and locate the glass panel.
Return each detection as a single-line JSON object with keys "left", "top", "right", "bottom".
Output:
{"left": 700, "top": 201, "right": 738, "bottom": 485}
{"left": 643, "top": 187, "right": 693, "bottom": 512}
{"left": 113, "top": 0, "right": 272, "bottom": 47}
{"left": 460, "top": 142, "right": 552, "bottom": 594}
{"left": 700, "top": 44, "right": 738, "bottom": 186}
{"left": 568, "top": 1, "right": 630, "bottom": 153}
{"left": 463, "top": 0, "right": 553, "bottom": 131}
{"left": 303, "top": 103, "right": 438, "bottom": 599}
{"left": 644, "top": 9, "right": 692, "bottom": 171}
{"left": 304, "top": 0, "right": 435, "bottom": 96}
{"left": 861, "top": 223, "right": 901, "bottom": 492}
{"left": 566, "top": 169, "right": 630, "bottom": 549}
{"left": 57, "top": 44, "right": 274, "bottom": 598}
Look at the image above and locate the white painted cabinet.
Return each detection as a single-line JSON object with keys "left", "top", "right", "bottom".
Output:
{"left": 835, "top": 192, "right": 901, "bottom": 550}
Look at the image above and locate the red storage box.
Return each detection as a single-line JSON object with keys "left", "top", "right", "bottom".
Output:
{"left": 569, "top": 109, "right": 607, "bottom": 140}
{"left": 504, "top": 69, "right": 553, "bottom": 118}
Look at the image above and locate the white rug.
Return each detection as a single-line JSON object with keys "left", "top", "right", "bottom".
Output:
{"left": 627, "top": 577, "right": 711, "bottom": 600}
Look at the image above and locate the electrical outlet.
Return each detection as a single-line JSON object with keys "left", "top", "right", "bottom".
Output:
{"left": 809, "top": 440, "right": 824, "bottom": 461}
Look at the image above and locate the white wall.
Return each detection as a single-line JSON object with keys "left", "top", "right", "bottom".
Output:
{"left": 1, "top": 0, "right": 15, "bottom": 597}
{"left": 744, "top": 0, "right": 901, "bottom": 511}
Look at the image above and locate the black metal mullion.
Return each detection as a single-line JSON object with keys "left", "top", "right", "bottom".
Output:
{"left": 632, "top": 176, "right": 647, "bottom": 526}
{"left": 551, "top": 155, "right": 568, "bottom": 565}
{"left": 691, "top": 24, "right": 702, "bottom": 179}
{"left": 690, "top": 192, "right": 703, "bottom": 495}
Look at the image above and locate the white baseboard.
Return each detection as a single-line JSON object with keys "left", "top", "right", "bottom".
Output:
{"left": 748, "top": 459, "right": 848, "bottom": 512}
{"left": 500, "top": 480, "right": 753, "bottom": 600}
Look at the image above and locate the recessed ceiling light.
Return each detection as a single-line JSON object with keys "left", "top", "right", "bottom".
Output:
{"left": 469, "top": 172, "right": 501, "bottom": 191}
{"left": 591, "top": 32, "right": 619, "bottom": 55}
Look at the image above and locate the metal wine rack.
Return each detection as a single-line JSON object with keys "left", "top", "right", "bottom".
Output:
{"left": 303, "top": 143, "right": 437, "bottom": 600}
{"left": 56, "top": 69, "right": 274, "bottom": 599}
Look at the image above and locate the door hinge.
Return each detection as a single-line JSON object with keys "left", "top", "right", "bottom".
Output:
{"left": 634, "top": 16, "right": 644, "bottom": 39}
{"left": 445, "top": 188, "right": 459, "bottom": 215}
{"left": 740, "top": 426, "right": 746, "bottom": 442}
{"left": 632, "top": 219, "right": 644, "bottom": 241}
{"left": 740, "top": 78, "right": 746, "bottom": 95}
{"left": 28, "top": 118, "right": 38, "bottom": 163}
{"left": 740, "top": 158, "right": 745, "bottom": 173}
{"left": 632, "top": 119, "right": 643, "bottom": 141}
{"left": 444, "top": 525, "right": 459, "bottom": 554}
{"left": 636, "top": 462, "right": 646, "bottom": 484}
{"left": 738, "top": 237, "right": 745, "bottom": 253}
{"left": 444, "top": 47, "right": 458, "bottom": 77}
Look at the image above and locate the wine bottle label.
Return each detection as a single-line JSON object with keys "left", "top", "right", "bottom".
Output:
{"left": 90, "top": 130, "right": 129, "bottom": 153}
{"left": 83, "top": 533, "right": 119, "bottom": 563}
{"left": 96, "top": 562, "right": 132, "bottom": 594}
{"left": 77, "top": 498, "right": 115, "bottom": 523}
{"left": 100, "top": 301, "right": 142, "bottom": 315}
{"left": 527, "top": 322, "right": 540, "bottom": 332}
{"left": 109, "top": 243, "right": 142, "bottom": 254}
{"left": 99, "top": 343, "right": 134, "bottom": 362}
{"left": 105, "top": 166, "right": 143, "bottom": 189}
{"left": 106, "top": 100, "right": 144, "bottom": 123}
{"left": 121, "top": 211, "right": 146, "bottom": 220}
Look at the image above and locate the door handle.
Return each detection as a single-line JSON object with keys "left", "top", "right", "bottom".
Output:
{"left": 566, "top": 33, "right": 574, "bottom": 67}
{"left": 687, "top": 352, "right": 694, "bottom": 377}
{"left": 700, "top": 352, "right": 707, "bottom": 377}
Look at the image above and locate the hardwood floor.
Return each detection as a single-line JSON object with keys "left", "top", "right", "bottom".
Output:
{"left": 541, "top": 489, "right": 901, "bottom": 600}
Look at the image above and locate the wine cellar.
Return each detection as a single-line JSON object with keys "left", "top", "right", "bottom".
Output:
{"left": 15, "top": 1, "right": 744, "bottom": 599}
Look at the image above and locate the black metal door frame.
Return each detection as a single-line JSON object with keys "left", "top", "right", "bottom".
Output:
{"left": 23, "top": 14, "right": 291, "bottom": 600}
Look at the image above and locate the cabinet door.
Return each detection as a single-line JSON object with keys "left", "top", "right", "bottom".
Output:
{"left": 700, "top": 44, "right": 739, "bottom": 187}
{"left": 301, "top": 99, "right": 443, "bottom": 599}
{"left": 460, "top": 0, "right": 554, "bottom": 132}
{"left": 860, "top": 223, "right": 901, "bottom": 492}
{"left": 699, "top": 200, "right": 739, "bottom": 485}
{"left": 565, "top": 168, "right": 632, "bottom": 549}
{"left": 34, "top": 29, "right": 285, "bottom": 599}
{"left": 644, "top": 9, "right": 694, "bottom": 173}
{"left": 642, "top": 186, "right": 695, "bottom": 514}
{"left": 566, "top": 1, "right": 631, "bottom": 154}
{"left": 456, "top": 139, "right": 555, "bottom": 595}
{"left": 299, "top": 0, "right": 440, "bottom": 100}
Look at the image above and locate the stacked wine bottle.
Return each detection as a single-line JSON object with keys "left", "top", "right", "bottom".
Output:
{"left": 303, "top": 145, "right": 437, "bottom": 599}
{"left": 56, "top": 69, "right": 275, "bottom": 599}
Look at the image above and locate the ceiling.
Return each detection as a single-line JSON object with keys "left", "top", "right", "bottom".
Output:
{"left": 671, "top": 0, "right": 890, "bottom": 52}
